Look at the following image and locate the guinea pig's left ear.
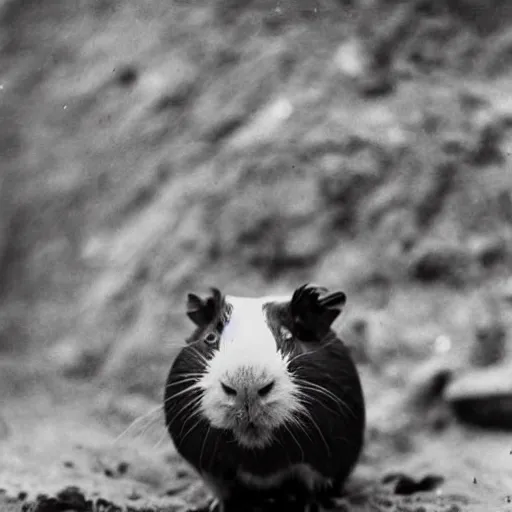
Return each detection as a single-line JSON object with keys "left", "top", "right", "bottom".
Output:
{"left": 290, "top": 284, "right": 347, "bottom": 340}
{"left": 186, "top": 287, "right": 224, "bottom": 327}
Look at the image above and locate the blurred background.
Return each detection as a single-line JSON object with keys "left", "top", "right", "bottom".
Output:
{"left": 1, "top": 0, "right": 512, "bottom": 510}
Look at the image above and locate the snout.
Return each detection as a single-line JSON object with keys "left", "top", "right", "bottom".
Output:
{"left": 220, "top": 377, "right": 275, "bottom": 401}
{"left": 199, "top": 346, "right": 300, "bottom": 448}
{"left": 219, "top": 367, "right": 276, "bottom": 424}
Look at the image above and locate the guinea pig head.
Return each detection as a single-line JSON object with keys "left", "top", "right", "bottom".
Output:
{"left": 186, "top": 285, "right": 346, "bottom": 450}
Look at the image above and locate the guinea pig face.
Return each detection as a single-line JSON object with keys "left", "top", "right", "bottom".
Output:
{"left": 184, "top": 285, "right": 346, "bottom": 450}
{"left": 197, "top": 295, "right": 303, "bottom": 449}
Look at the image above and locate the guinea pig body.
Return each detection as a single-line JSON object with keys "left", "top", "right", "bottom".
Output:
{"left": 165, "top": 285, "right": 365, "bottom": 512}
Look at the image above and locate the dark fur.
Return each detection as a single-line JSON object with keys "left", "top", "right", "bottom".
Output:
{"left": 185, "top": 287, "right": 232, "bottom": 344}
{"left": 164, "top": 285, "right": 365, "bottom": 511}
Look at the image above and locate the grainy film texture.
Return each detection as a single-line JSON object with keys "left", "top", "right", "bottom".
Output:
{"left": 1, "top": 0, "right": 512, "bottom": 511}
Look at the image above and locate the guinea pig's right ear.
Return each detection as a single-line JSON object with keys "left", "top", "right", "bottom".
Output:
{"left": 186, "top": 288, "right": 223, "bottom": 328}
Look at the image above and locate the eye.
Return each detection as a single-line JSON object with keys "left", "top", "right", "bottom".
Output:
{"left": 279, "top": 326, "right": 293, "bottom": 342}
{"left": 204, "top": 332, "right": 219, "bottom": 345}
{"left": 221, "top": 382, "right": 237, "bottom": 396}
{"left": 258, "top": 381, "right": 275, "bottom": 397}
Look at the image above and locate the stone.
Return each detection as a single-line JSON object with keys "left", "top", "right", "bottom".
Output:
{"left": 408, "top": 240, "right": 472, "bottom": 287}
{"left": 444, "top": 363, "right": 512, "bottom": 429}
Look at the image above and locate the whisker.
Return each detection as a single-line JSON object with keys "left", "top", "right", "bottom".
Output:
{"left": 294, "top": 387, "right": 340, "bottom": 419}
{"left": 163, "top": 382, "right": 202, "bottom": 405}
{"left": 199, "top": 425, "right": 211, "bottom": 469}
{"left": 111, "top": 404, "right": 164, "bottom": 446}
{"left": 295, "top": 401, "right": 331, "bottom": 457}
{"left": 179, "top": 414, "right": 204, "bottom": 445}
{"left": 288, "top": 414, "right": 314, "bottom": 446}
{"left": 132, "top": 415, "right": 167, "bottom": 445}
{"left": 294, "top": 379, "right": 356, "bottom": 421}
{"left": 166, "top": 373, "right": 205, "bottom": 385}
{"left": 286, "top": 337, "right": 340, "bottom": 367}
{"left": 167, "top": 394, "right": 203, "bottom": 432}
{"left": 282, "top": 422, "right": 304, "bottom": 462}
{"left": 208, "top": 426, "right": 222, "bottom": 469}
{"left": 165, "top": 377, "right": 202, "bottom": 393}
{"left": 152, "top": 427, "right": 170, "bottom": 450}
{"left": 188, "top": 346, "right": 210, "bottom": 367}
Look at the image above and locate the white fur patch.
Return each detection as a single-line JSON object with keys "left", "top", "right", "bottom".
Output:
{"left": 198, "top": 295, "right": 303, "bottom": 448}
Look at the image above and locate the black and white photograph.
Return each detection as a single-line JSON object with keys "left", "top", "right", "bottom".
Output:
{"left": 1, "top": 0, "right": 512, "bottom": 511}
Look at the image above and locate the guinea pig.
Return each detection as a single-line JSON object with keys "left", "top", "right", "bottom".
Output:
{"left": 164, "top": 284, "right": 365, "bottom": 512}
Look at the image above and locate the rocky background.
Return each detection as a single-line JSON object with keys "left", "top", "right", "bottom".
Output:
{"left": 1, "top": 0, "right": 512, "bottom": 510}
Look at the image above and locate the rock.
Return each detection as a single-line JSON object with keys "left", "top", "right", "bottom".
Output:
{"left": 408, "top": 240, "right": 473, "bottom": 287}
{"left": 22, "top": 486, "right": 92, "bottom": 512}
{"left": 381, "top": 472, "right": 445, "bottom": 496}
{"left": 444, "top": 363, "right": 512, "bottom": 429}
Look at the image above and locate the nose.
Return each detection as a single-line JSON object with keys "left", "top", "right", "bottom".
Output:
{"left": 220, "top": 380, "right": 275, "bottom": 398}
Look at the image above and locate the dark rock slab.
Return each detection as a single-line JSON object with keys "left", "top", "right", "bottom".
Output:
{"left": 444, "top": 364, "right": 512, "bottom": 429}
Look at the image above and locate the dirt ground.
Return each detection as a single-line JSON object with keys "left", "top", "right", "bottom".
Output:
{"left": 1, "top": 0, "right": 512, "bottom": 510}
